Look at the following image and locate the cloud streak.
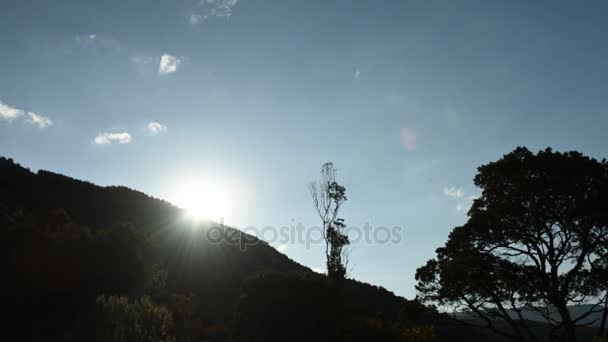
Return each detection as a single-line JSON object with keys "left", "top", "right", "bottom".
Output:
{"left": 94, "top": 132, "right": 132, "bottom": 145}
{"left": 0, "top": 100, "right": 53, "bottom": 128}
{"left": 27, "top": 112, "right": 53, "bottom": 128}
{"left": 190, "top": 0, "right": 239, "bottom": 24}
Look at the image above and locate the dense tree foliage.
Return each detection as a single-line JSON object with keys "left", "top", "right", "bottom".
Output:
{"left": 416, "top": 147, "right": 608, "bottom": 341}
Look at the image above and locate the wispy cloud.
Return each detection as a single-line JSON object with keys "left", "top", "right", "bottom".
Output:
{"left": 93, "top": 132, "right": 132, "bottom": 145}
{"left": 129, "top": 55, "right": 158, "bottom": 75}
{"left": 147, "top": 122, "right": 167, "bottom": 135}
{"left": 354, "top": 68, "right": 361, "bottom": 80}
{"left": 209, "top": 0, "right": 239, "bottom": 17}
{"left": 74, "top": 33, "right": 121, "bottom": 52}
{"left": 27, "top": 112, "right": 53, "bottom": 128}
{"left": 159, "top": 54, "right": 182, "bottom": 75}
{"left": 74, "top": 33, "right": 96, "bottom": 44}
{"left": 190, "top": 0, "right": 239, "bottom": 24}
{"left": 443, "top": 186, "right": 464, "bottom": 199}
{"left": 443, "top": 186, "right": 478, "bottom": 211}
{"left": 189, "top": 14, "right": 204, "bottom": 24}
{"left": 130, "top": 55, "right": 156, "bottom": 66}
{"left": 0, "top": 100, "right": 53, "bottom": 128}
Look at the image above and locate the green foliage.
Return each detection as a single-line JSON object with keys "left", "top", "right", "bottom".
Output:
{"left": 95, "top": 294, "right": 176, "bottom": 342}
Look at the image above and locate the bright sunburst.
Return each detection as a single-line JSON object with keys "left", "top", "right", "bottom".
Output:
{"left": 172, "top": 180, "right": 230, "bottom": 221}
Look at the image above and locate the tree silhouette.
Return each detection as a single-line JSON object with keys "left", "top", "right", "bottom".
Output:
{"left": 416, "top": 147, "right": 608, "bottom": 342}
{"left": 310, "top": 162, "right": 350, "bottom": 286}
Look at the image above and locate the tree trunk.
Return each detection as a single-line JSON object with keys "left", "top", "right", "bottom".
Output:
{"left": 557, "top": 305, "right": 576, "bottom": 342}
{"left": 599, "top": 303, "right": 608, "bottom": 337}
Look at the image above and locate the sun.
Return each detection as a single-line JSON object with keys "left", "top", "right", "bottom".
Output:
{"left": 172, "top": 180, "right": 230, "bottom": 222}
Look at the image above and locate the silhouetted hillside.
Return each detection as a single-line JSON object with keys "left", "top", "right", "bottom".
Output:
{"left": 4, "top": 156, "right": 580, "bottom": 341}
{"left": 0, "top": 156, "right": 428, "bottom": 341}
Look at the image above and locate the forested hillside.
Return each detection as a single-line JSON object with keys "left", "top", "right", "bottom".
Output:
{"left": 1, "top": 156, "right": 447, "bottom": 341}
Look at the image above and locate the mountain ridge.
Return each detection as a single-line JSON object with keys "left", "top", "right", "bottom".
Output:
{"left": 0, "top": 156, "right": 411, "bottom": 336}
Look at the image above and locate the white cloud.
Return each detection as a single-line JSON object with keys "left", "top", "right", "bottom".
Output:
{"left": 27, "top": 112, "right": 53, "bottom": 128}
{"left": 354, "top": 68, "right": 361, "bottom": 80}
{"left": 147, "top": 122, "right": 167, "bottom": 135}
{"left": 94, "top": 132, "right": 132, "bottom": 145}
{"left": 443, "top": 186, "right": 465, "bottom": 199}
{"left": 0, "top": 101, "right": 25, "bottom": 121}
{"left": 158, "top": 54, "right": 182, "bottom": 75}
{"left": 443, "top": 186, "right": 477, "bottom": 211}
{"left": 312, "top": 267, "right": 324, "bottom": 274}
{"left": 0, "top": 100, "right": 53, "bottom": 128}
{"left": 276, "top": 244, "right": 288, "bottom": 253}
{"left": 190, "top": 0, "right": 239, "bottom": 24}
{"left": 131, "top": 54, "right": 185, "bottom": 75}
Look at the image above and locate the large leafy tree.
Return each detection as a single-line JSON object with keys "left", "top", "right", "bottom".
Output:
{"left": 416, "top": 147, "right": 608, "bottom": 342}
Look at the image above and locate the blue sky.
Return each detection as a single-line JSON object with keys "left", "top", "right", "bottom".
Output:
{"left": 1, "top": 0, "right": 607, "bottom": 298}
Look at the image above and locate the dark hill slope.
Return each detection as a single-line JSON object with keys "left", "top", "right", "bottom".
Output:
{"left": 0, "top": 157, "right": 180, "bottom": 231}
{"left": 0, "top": 156, "right": 413, "bottom": 340}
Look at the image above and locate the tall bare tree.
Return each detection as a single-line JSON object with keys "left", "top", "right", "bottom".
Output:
{"left": 310, "top": 162, "right": 349, "bottom": 286}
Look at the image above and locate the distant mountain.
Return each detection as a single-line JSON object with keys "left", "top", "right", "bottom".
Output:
{"left": 511, "top": 305, "right": 605, "bottom": 327}
{"left": 452, "top": 305, "right": 604, "bottom": 341}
